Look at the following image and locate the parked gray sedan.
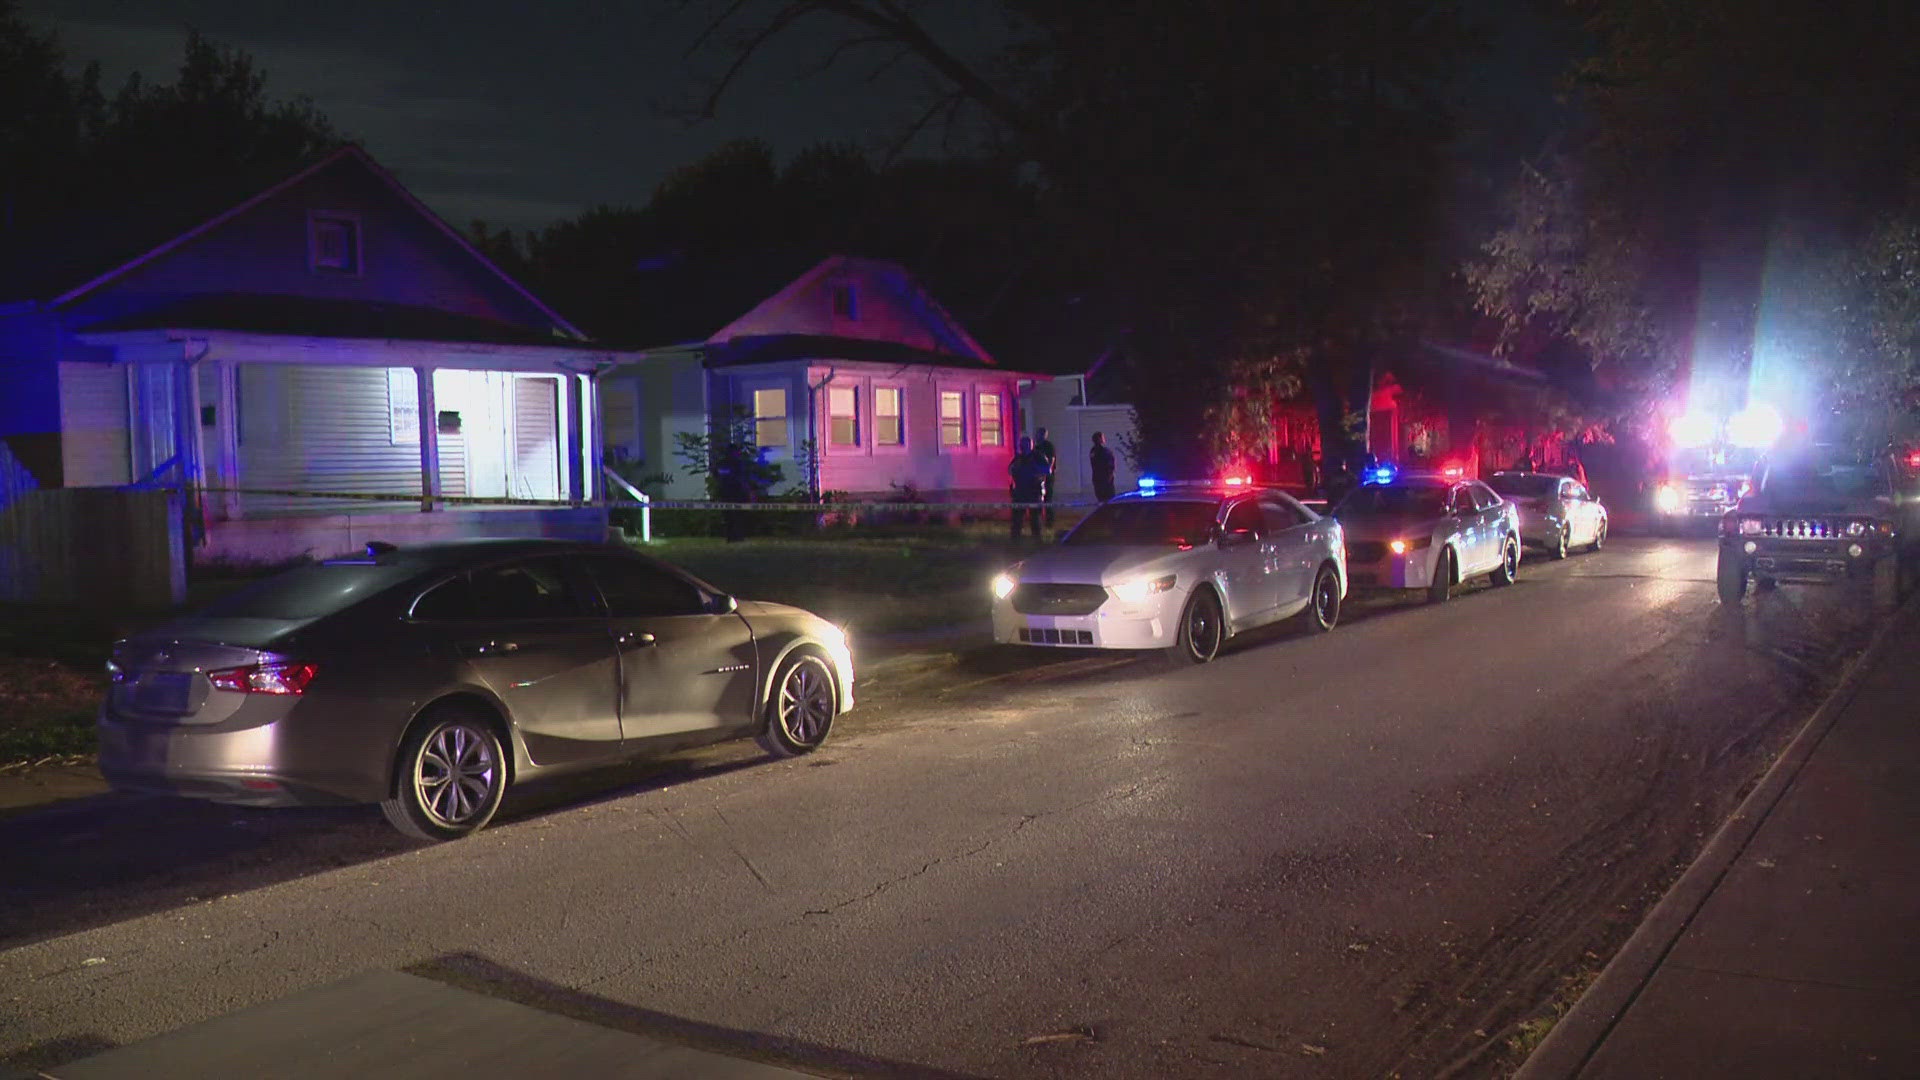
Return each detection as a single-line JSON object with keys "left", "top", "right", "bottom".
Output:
{"left": 97, "top": 539, "right": 854, "bottom": 840}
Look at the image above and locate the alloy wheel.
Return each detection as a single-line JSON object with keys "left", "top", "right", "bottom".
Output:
{"left": 1313, "top": 570, "right": 1338, "bottom": 628}
{"left": 778, "top": 659, "right": 835, "bottom": 747}
{"left": 1187, "top": 595, "right": 1222, "bottom": 661}
{"left": 414, "top": 721, "right": 499, "bottom": 828}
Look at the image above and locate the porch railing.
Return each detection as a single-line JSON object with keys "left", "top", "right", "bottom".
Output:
{"left": 602, "top": 466, "right": 652, "bottom": 543}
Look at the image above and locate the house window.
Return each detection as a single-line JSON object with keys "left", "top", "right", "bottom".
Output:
{"left": 827, "top": 386, "right": 858, "bottom": 446}
{"left": 874, "top": 386, "right": 903, "bottom": 446}
{"left": 940, "top": 390, "right": 966, "bottom": 447}
{"left": 753, "top": 387, "right": 788, "bottom": 450}
{"left": 310, "top": 213, "right": 361, "bottom": 274}
{"left": 831, "top": 283, "right": 858, "bottom": 320}
{"left": 978, "top": 392, "right": 1004, "bottom": 447}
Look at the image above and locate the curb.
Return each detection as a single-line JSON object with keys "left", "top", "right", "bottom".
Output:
{"left": 1514, "top": 592, "right": 1920, "bottom": 1079}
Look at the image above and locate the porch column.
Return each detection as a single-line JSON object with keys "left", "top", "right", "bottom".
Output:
{"left": 566, "top": 374, "right": 586, "bottom": 506}
{"left": 216, "top": 359, "right": 241, "bottom": 521}
{"left": 584, "top": 372, "right": 604, "bottom": 505}
{"left": 416, "top": 366, "right": 439, "bottom": 512}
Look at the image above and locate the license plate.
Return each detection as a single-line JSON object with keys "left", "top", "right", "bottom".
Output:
{"left": 132, "top": 672, "right": 193, "bottom": 713}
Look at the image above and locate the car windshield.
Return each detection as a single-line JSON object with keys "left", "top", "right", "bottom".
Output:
{"left": 1335, "top": 484, "right": 1449, "bottom": 518}
{"left": 1671, "top": 447, "right": 1760, "bottom": 476}
{"left": 1760, "top": 454, "right": 1884, "bottom": 500}
{"left": 198, "top": 563, "right": 421, "bottom": 620}
{"left": 1065, "top": 500, "right": 1219, "bottom": 547}
{"left": 1488, "top": 474, "right": 1560, "bottom": 498}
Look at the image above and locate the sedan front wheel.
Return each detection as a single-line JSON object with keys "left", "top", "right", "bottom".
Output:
{"left": 1169, "top": 588, "right": 1225, "bottom": 664}
{"left": 1490, "top": 536, "right": 1520, "bottom": 587}
{"left": 758, "top": 653, "right": 837, "bottom": 758}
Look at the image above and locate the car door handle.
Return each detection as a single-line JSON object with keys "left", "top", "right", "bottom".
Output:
{"left": 618, "top": 632, "right": 657, "bottom": 648}
{"left": 459, "top": 640, "right": 519, "bottom": 657}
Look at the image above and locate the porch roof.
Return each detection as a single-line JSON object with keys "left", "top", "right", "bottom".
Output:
{"left": 79, "top": 294, "right": 576, "bottom": 349}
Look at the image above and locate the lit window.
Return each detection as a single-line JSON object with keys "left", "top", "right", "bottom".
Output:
{"left": 874, "top": 386, "right": 903, "bottom": 446}
{"left": 310, "top": 214, "right": 361, "bottom": 274}
{"left": 753, "top": 388, "right": 788, "bottom": 450}
{"left": 978, "top": 392, "right": 1003, "bottom": 446}
{"left": 828, "top": 385, "right": 858, "bottom": 446}
{"left": 940, "top": 391, "right": 965, "bottom": 447}
{"left": 831, "top": 283, "right": 858, "bottom": 320}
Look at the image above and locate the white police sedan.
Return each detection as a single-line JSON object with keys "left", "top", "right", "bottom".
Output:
{"left": 990, "top": 481, "right": 1348, "bottom": 664}
{"left": 1334, "top": 475, "right": 1522, "bottom": 602}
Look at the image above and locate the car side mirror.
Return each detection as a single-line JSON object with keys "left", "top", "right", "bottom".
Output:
{"left": 710, "top": 593, "right": 739, "bottom": 615}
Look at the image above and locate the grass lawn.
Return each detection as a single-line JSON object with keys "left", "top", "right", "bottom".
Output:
{"left": 642, "top": 531, "right": 1034, "bottom": 639}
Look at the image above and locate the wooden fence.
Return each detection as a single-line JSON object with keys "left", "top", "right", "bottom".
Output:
{"left": 0, "top": 488, "right": 186, "bottom": 609}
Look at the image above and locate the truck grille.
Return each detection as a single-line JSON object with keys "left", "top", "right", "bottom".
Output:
{"left": 1761, "top": 518, "right": 1839, "bottom": 539}
{"left": 1010, "top": 583, "right": 1109, "bottom": 616}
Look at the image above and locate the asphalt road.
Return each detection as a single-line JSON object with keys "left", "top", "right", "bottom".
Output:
{"left": 0, "top": 537, "right": 1885, "bottom": 1078}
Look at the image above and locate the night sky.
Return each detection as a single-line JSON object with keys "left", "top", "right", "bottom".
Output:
{"left": 21, "top": 0, "right": 1002, "bottom": 233}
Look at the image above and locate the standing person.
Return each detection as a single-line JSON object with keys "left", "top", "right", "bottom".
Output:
{"left": 1009, "top": 435, "right": 1044, "bottom": 540}
{"left": 1034, "top": 426, "right": 1058, "bottom": 526}
{"left": 1089, "top": 431, "right": 1117, "bottom": 502}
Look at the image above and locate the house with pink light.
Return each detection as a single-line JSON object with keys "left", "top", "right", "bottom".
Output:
{"left": 602, "top": 256, "right": 1050, "bottom": 501}
{"left": 0, "top": 146, "right": 628, "bottom": 565}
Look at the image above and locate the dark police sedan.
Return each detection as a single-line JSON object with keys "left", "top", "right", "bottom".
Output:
{"left": 98, "top": 539, "right": 854, "bottom": 840}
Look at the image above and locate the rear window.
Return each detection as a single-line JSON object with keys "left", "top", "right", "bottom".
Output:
{"left": 198, "top": 564, "right": 420, "bottom": 620}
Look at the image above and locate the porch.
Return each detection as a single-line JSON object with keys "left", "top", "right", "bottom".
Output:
{"left": 75, "top": 329, "right": 620, "bottom": 563}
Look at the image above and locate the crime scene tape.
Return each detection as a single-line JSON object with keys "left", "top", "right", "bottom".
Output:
{"left": 190, "top": 486, "right": 1099, "bottom": 512}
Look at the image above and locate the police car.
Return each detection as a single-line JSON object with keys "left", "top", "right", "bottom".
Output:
{"left": 990, "top": 478, "right": 1348, "bottom": 664}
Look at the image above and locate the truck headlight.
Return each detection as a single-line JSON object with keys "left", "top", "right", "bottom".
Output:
{"left": 1654, "top": 485, "right": 1682, "bottom": 513}
{"left": 1738, "top": 518, "right": 1763, "bottom": 535}
{"left": 991, "top": 573, "right": 1017, "bottom": 599}
{"left": 1845, "top": 520, "right": 1868, "bottom": 537}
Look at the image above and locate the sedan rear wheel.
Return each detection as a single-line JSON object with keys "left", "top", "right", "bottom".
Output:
{"left": 1169, "top": 588, "right": 1225, "bottom": 664}
{"left": 758, "top": 653, "right": 837, "bottom": 758}
{"left": 382, "top": 710, "right": 507, "bottom": 842}
{"left": 1588, "top": 520, "right": 1607, "bottom": 553}
{"left": 1551, "top": 526, "right": 1568, "bottom": 560}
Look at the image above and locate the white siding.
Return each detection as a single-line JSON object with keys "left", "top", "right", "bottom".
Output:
{"left": 58, "top": 362, "right": 130, "bottom": 486}
{"left": 237, "top": 364, "right": 468, "bottom": 516}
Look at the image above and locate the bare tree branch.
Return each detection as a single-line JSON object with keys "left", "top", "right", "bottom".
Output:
{"left": 696, "top": 1, "right": 818, "bottom": 121}
{"left": 681, "top": 0, "right": 757, "bottom": 60}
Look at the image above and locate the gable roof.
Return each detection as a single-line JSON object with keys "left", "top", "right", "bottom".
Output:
{"left": 1, "top": 145, "right": 584, "bottom": 339}
{"left": 710, "top": 256, "right": 993, "bottom": 364}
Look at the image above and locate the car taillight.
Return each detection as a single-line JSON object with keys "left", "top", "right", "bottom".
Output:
{"left": 207, "top": 661, "right": 318, "bottom": 695}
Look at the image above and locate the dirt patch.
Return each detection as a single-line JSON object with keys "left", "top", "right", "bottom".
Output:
{"left": 0, "top": 655, "right": 101, "bottom": 764}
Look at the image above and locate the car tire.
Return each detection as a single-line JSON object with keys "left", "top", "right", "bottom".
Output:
{"left": 381, "top": 708, "right": 508, "bottom": 842}
{"left": 757, "top": 652, "right": 837, "bottom": 758}
{"left": 1551, "top": 527, "right": 1568, "bottom": 560}
{"left": 1169, "top": 587, "right": 1225, "bottom": 664}
{"left": 1297, "top": 563, "right": 1341, "bottom": 634}
{"left": 1588, "top": 520, "right": 1607, "bottom": 553}
{"left": 1427, "top": 547, "right": 1455, "bottom": 604}
{"left": 1490, "top": 535, "right": 1520, "bottom": 587}
{"left": 1716, "top": 550, "right": 1748, "bottom": 605}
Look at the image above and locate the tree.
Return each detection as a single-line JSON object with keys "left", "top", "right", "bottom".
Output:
{"left": 1469, "top": 0, "right": 1920, "bottom": 441}
{"left": 1, "top": 9, "right": 342, "bottom": 243}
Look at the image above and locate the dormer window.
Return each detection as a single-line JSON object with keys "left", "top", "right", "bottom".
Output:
{"left": 309, "top": 212, "right": 362, "bottom": 274}
{"left": 831, "top": 283, "right": 858, "bottom": 320}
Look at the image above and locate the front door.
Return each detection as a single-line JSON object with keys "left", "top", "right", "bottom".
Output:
{"left": 1259, "top": 496, "right": 1317, "bottom": 612}
{"left": 578, "top": 554, "right": 759, "bottom": 742}
{"left": 413, "top": 556, "right": 622, "bottom": 767}
{"left": 1218, "top": 499, "right": 1278, "bottom": 626}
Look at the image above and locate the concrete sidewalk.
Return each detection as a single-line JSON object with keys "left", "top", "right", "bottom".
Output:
{"left": 1519, "top": 600, "right": 1920, "bottom": 1078}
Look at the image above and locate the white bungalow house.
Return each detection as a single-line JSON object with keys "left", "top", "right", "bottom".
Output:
{"left": 0, "top": 146, "right": 628, "bottom": 565}
{"left": 602, "top": 256, "right": 1048, "bottom": 501}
